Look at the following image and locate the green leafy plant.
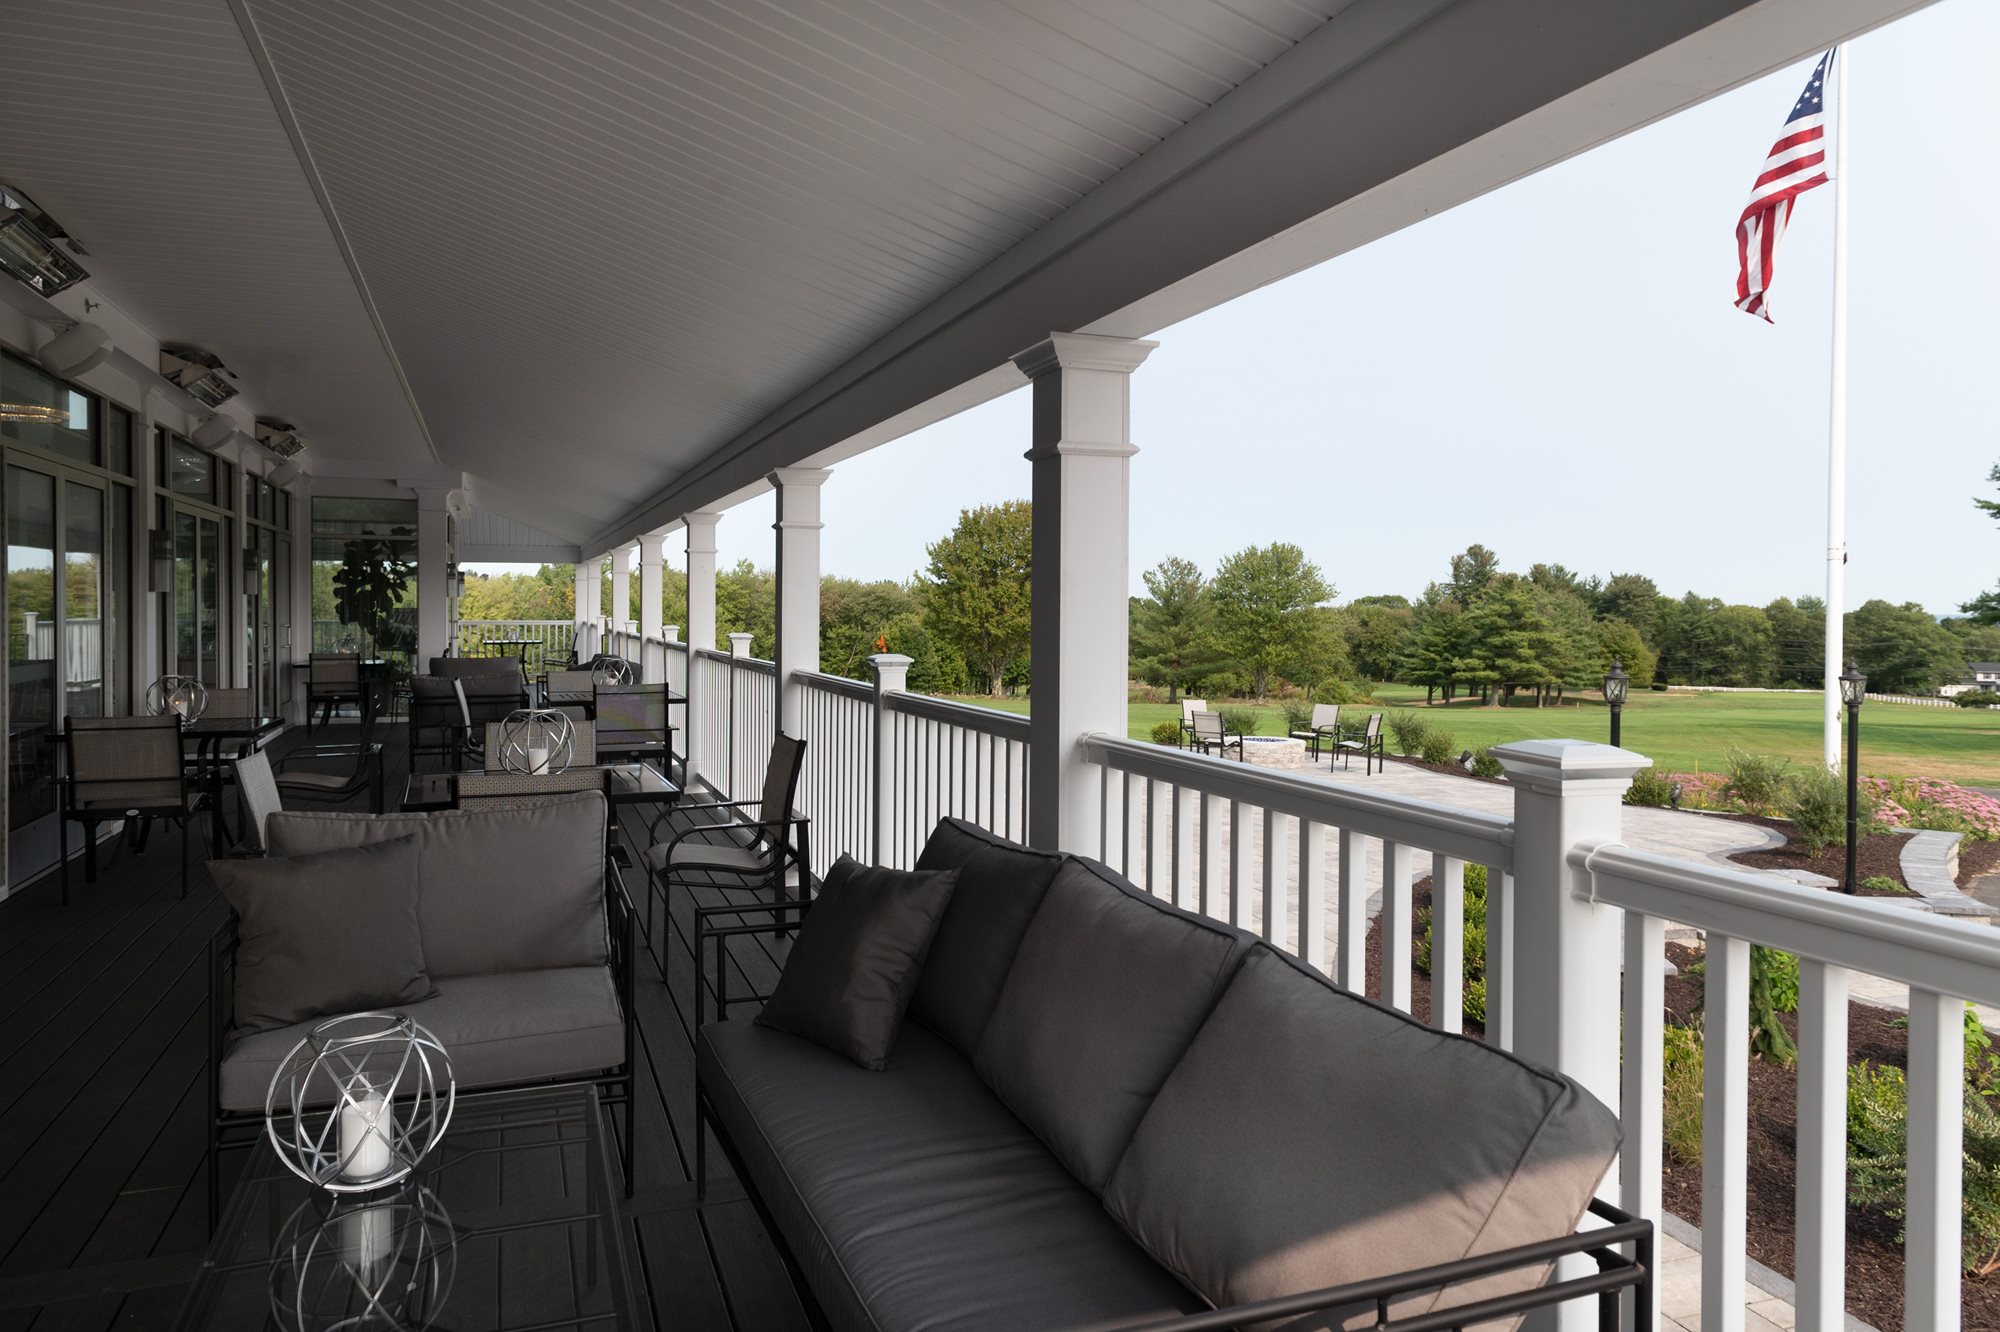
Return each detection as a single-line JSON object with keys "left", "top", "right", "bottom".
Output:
{"left": 1783, "top": 766, "right": 1850, "bottom": 854}
{"left": 1387, "top": 710, "right": 1430, "bottom": 757}
{"left": 1848, "top": 1060, "right": 2000, "bottom": 1276}
{"left": 1280, "top": 700, "right": 1316, "bottom": 734}
{"left": 1626, "top": 766, "right": 1675, "bottom": 808}
{"left": 1861, "top": 874, "right": 1911, "bottom": 896}
{"left": 1662, "top": 1021, "right": 1705, "bottom": 1167}
{"left": 1469, "top": 747, "right": 1505, "bottom": 780}
{"left": 1416, "top": 864, "right": 1488, "bottom": 1028}
{"left": 331, "top": 540, "right": 416, "bottom": 657}
{"left": 1419, "top": 727, "right": 1457, "bottom": 766}
{"left": 1217, "top": 707, "right": 1260, "bottom": 738}
{"left": 1721, "top": 750, "right": 1791, "bottom": 815}
{"left": 1149, "top": 720, "right": 1183, "bottom": 748}
{"left": 1957, "top": 689, "right": 2000, "bottom": 708}
{"left": 1693, "top": 944, "right": 1797, "bottom": 1064}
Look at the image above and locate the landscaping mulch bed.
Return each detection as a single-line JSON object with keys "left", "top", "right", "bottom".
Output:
{"left": 1366, "top": 881, "right": 1993, "bottom": 1332}
{"left": 1959, "top": 838, "right": 2000, "bottom": 891}
{"left": 1726, "top": 821, "right": 1917, "bottom": 894}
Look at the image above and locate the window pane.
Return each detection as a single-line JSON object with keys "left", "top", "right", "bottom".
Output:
{"left": 1, "top": 352, "right": 96, "bottom": 466}
{"left": 9, "top": 467, "right": 57, "bottom": 829}
{"left": 64, "top": 481, "right": 105, "bottom": 719}
{"left": 106, "top": 404, "right": 132, "bottom": 475}
{"left": 198, "top": 518, "right": 221, "bottom": 682}
{"left": 175, "top": 512, "right": 196, "bottom": 674}
{"left": 170, "top": 442, "right": 212, "bottom": 501}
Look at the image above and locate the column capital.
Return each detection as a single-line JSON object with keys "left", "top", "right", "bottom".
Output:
{"left": 682, "top": 512, "right": 721, "bottom": 555}
{"left": 767, "top": 466, "right": 832, "bottom": 490}
{"left": 1491, "top": 739, "right": 1649, "bottom": 799}
{"left": 1013, "top": 332, "right": 1158, "bottom": 380}
{"left": 727, "top": 632, "right": 754, "bottom": 658}
{"left": 638, "top": 528, "right": 673, "bottom": 564}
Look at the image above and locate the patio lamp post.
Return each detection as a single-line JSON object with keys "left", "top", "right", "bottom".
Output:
{"left": 1839, "top": 662, "right": 1867, "bottom": 894}
{"left": 1601, "top": 659, "right": 1630, "bottom": 748}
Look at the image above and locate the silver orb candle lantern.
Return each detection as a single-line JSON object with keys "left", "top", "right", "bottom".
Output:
{"left": 265, "top": 1013, "right": 455, "bottom": 1194}
{"left": 591, "top": 657, "right": 634, "bottom": 689}
{"left": 146, "top": 675, "right": 208, "bottom": 721}
{"left": 498, "top": 708, "right": 576, "bottom": 776}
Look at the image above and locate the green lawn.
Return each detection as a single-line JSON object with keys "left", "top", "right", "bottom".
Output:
{"left": 945, "top": 685, "right": 2000, "bottom": 787}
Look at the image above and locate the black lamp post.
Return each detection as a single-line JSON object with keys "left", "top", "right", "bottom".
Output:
{"left": 1838, "top": 662, "right": 1867, "bottom": 894}
{"left": 1602, "top": 659, "right": 1630, "bottom": 747}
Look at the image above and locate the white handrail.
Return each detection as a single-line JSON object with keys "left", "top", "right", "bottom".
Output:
{"left": 1576, "top": 840, "right": 2000, "bottom": 1006}
{"left": 886, "top": 691, "right": 1031, "bottom": 739}
{"left": 1081, "top": 733, "right": 1513, "bottom": 870}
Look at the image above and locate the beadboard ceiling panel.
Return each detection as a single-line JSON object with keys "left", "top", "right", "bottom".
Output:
{"left": 0, "top": 0, "right": 435, "bottom": 469}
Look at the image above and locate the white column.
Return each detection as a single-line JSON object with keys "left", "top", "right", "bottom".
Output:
{"left": 573, "top": 559, "right": 596, "bottom": 653}
{"left": 639, "top": 532, "right": 665, "bottom": 643}
{"left": 1490, "top": 738, "right": 1647, "bottom": 1332}
{"left": 610, "top": 545, "right": 633, "bottom": 639}
{"left": 413, "top": 488, "right": 454, "bottom": 667}
{"left": 870, "top": 653, "right": 912, "bottom": 866}
{"left": 1015, "top": 332, "right": 1157, "bottom": 854}
{"left": 771, "top": 467, "right": 830, "bottom": 735}
{"left": 684, "top": 513, "right": 719, "bottom": 652}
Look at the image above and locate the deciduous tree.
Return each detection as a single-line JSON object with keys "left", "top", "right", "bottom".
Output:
{"left": 919, "top": 501, "right": 1033, "bottom": 696}
{"left": 1208, "top": 543, "right": 1334, "bottom": 700}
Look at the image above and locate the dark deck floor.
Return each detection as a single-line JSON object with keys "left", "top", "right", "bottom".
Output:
{"left": 0, "top": 718, "right": 809, "bottom": 1331}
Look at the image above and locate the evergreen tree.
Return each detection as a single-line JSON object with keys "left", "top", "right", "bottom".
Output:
{"left": 1462, "top": 577, "right": 1566, "bottom": 705}
{"left": 1398, "top": 585, "right": 1469, "bottom": 702}
{"left": 1130, "top": 556, "right": 1219, "bottom": 702}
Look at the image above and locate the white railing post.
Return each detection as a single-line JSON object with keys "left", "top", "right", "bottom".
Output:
{"left": 728, "top": 632, "right": 753, "bottom": 797}
{"left": 1491, "top": 739, "right": 1646, "bottom": 1332}
{"left": 869, "top": 654, "right": 912, "bottom": 866}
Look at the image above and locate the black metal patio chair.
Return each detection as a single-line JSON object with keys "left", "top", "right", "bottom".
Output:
{"left": 1189, "top": 708, "right": 1244, "bottom": 761}
{"left": 271, "top": 680, "right": 388, "bottom": 813}
{"left": 1290, "top": 703, "right": 1341, "bottom": 762}
{"left": 1338, "top": 711, "right": 1386, "bottom": 775}
{"left": 305, "top": 653, "right": 363, "bottom": 732}
{"left": 59, "top": 715, "right": 203, "bottom": 903}
{"left": 594, "top": 683, "right": 674, "bottom": 776}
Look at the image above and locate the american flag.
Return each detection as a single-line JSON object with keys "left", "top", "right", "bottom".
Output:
{"left": 1734, "top": 50, "right": 1835, "bottom": 322}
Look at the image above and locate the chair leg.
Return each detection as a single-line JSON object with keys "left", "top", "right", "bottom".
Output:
{"left": 84, "top": 817, "right": 99, "bottom": 883}
{"left": 181, "top": 814, "right": 191, "bottom": 899}
{"left": 59, "top": 816, "right": 70, "bottom": 906}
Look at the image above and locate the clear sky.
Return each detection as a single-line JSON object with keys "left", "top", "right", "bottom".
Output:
{"left": 526, "top": 0, "right": 1999, "bottom": 619}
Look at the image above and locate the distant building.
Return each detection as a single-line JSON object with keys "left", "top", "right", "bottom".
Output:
{"left": 1940, "top": 662, "right": 2000, "bottom": 697}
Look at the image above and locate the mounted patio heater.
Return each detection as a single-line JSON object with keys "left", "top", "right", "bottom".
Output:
{"left": 0, "top": 185, "right": 88, "bottom": 297}
{"left": 255, "top": 418, "right": 305, "bottom": 459}
{"left": 159, "top": 346, "right": 238, "bottom": 408}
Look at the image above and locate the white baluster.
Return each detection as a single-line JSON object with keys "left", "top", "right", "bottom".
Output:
{"left": 1336, "top": 829, "right": 1368, "bottom": 991}
{"left": 1229, "top": 800, "right": 1254, "bottom": 930}
{"left": 1701, "top": 933, "right": 1750, "bottom": 1332}
{"left": 1261, "top": 809, "right": 1290, "bottom": 948}
{"left": 1199, "top": 792, "right": 1224, "bottom": 919}
{"left": 1148, "top": 778, "right": 1172, "bottom": 899}
{"left": 1431, "top": 854, "right": 1463, "bottom": 1035}
{"left": 1621, "top": 913, "right": 1666, "bottom": 1332}
{"left": 1906, "top": 988, "right": 1964, "bottom": 1330}
{"left": 1381, "top": 841, "right": 1413, "bottom": 1012}
{"left": 1795, "top": 959, "right": 1849, "bottom": 1332}
{"left": 1172, "top": 785, "right": 1197, "bottom": 910}
{"left": 1298, "top": 821, "right": 1326, "bottom": 972}
{"left": 1484, "top": 867, "right": 1513, "bottom": 1050}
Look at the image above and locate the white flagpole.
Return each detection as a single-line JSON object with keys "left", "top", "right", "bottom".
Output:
{"left": 1823, "top": 47, "right": 1850, "bottom": 770}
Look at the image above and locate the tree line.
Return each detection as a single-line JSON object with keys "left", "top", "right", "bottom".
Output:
{"left": 456, "top": 487, "right": 2000, "bottom": 701}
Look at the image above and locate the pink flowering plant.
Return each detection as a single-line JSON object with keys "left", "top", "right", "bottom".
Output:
{"left": 1865, "top": 777, "right": 2000, "bottom": 842}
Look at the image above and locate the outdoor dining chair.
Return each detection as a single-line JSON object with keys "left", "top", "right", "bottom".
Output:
{"left": 271, "top": 680, "right": 388, "bottom": 813}
{"left": 644, "top": 733, "right": 809, "bottom": 980}
{"left": 1189, "top": 708, "right": 1244, "bottom": 761}
{"left": 59, "top": 715, "right": 202, "bottom": 903}
{"left": 594, "top": 684, "right": 674, "bottom": 775}
{"left": 1339, "top": 712, "right": 1387, "bottom": 775}
{"left": 1178, "top": 698, "right": 1207, "bottom": 749}
{"left": 230, "top": 749, "right": 284, "bottom": 853}
{"left": 305, "top": 652, "right": 363, "bottom": 732}
{"left": 1291, "top": 703, "right": 1341, "bottom": 762}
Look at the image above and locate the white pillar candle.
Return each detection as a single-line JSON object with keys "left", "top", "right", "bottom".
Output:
{"left": 527, "top": 745, "right": 551, "bottom": 774}
{"left": 339, "top": 1086, "right": 395, "bottom": 1182}
{"left": 170, "top": 694, "right": 188, "bottom": 719}
{"left": 339, "top": 1200, "right": 394, "bottom": 1281}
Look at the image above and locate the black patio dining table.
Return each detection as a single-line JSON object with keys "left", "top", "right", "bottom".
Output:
{"left": 399, "top": 762, "right": 680, "bottom": 814}
{"left": 181, "top": 714, "right": 287, "bottom": 853}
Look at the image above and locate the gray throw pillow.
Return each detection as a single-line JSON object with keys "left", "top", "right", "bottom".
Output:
{"left": 756, "top": 855, "right": 958, "bottom": 1070}
{"left": 212, "top": 836, "right": 435, "bottom": 1034}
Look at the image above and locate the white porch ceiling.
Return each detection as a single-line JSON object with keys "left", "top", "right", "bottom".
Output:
{"left": 0, "top": 0, "right": 1935, "bottom": 547}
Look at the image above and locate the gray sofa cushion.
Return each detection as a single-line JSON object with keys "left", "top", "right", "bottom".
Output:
{"left": 265, "top": 791, "right": 608, "bottom": 979}
{"left": 908, "top": 819, "right": 1065, "bottom": 1055}
{"left": 699, "top": 1018, "right": 1203, "bottom": 1332}
{"left": 974, "top": 857, "right": 1249, "bottom": 1192}
{"left": 756, "top": 856, "right": 957, "bottom": 1070}
{"left": 221, "top": 966, "right": 624, "bottom": 1112}
{"left": 1104, "top": 946, "right": 1621, "bottom": 1331}
{"left": 212, "top": 836, "right": 434, "bottom": 1033}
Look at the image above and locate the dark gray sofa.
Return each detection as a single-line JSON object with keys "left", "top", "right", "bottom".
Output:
{"left": 208, "top": 791, "right": 637, "bottom": 1207}
{"left": 696, "top": 818, "right": 1642, "bottom": 1332}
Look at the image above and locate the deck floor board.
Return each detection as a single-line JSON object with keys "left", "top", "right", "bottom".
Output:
{"left": 0, "top": 722, "right": 811, "bottom": 1329}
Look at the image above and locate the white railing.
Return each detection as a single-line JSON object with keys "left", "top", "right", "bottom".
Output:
{"left": 19, "top": 615, "right": 104, "bottom": 687}
{"left": 729, "top": 655, "right": 777, "bottom": 804}
{"left": 1079, "top": 734, "right": 1515, "bottom": 1041}
{"left": 880, "top": 691, "right": 1031, "bottom": 869}
{"left": 454, "top": 618, "right": 575, "bottom": 664}
{"left": 796, "top": 671, "right": 875, "bottom": 879}
{"left": 1579, "top": 843, "right": 2000, "bottom": 1332}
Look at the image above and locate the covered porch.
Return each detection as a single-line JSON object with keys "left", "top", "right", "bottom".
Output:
{"left": 0, "top": 1, "right": 1985, "bottom": 1330}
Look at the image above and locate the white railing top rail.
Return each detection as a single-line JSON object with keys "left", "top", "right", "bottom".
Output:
{"left": 795, "top": 670, "right": 874, "bottom": 703}
{"left": 1081, "top": 733, "right": 1514, "bottom": 870}
{"left": 690, "top": 646, "right": 776, "bottom": 675}
{"left": 1576, "top": 841, "right": 2000, "bottom": 1006}
{"left": 457, "top": 618, "right": 572, "bottom": 626}
{"left": 886, "top": 690, "right": 1032, "bottom": 740}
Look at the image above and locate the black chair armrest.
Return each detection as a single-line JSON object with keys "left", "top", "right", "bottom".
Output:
{"left": 1105, "top": 1201, "right": 1651, "bottom": 1332}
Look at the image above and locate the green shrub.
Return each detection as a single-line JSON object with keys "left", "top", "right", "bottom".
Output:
{"left": 1626, "top": 766, "right": 1675, "bottom": 808}
{"left": 1848, "top": 1059, "right": 2000, "bottom": 1276}
{"left": 1418, "top": 728, "right": 1457, "bottom": 766}
{"left": 1470, "top": 747, "right": 1505, "bottom": 780}
{"left": 1861, "top": 874, "right": 1911, "bottom": 895}
{"left": 1759, "top": 948, "right": 1800, "bottom": 1014}
{"left": 1650, "top": 681, "right": 1670, "bottom": 691}
{"left": 1722, "top": 750, "right": 1791, "bottom": 815}
{"left": 1749, "top": 946, "right": 1799, "bottom": 1063}
{"left": 1957, "top": 689, "right": 2000, "bottom": 708}
{"left": 1387, "top": 711, "right": 1430, "bottom": 757}
{"left": 1280, "top": 700, "right": 1316, "bottom": 734}
{"left": 1217, "top": 707, "right": 1260, "bottom": 738}
{"left": 1416, "top": 864, "right": 1488, "bottom": 1029}
{"left": 1782, "top": 766, "right": 1848, "bottom": 854}
{"left": 1149, "top": 720, "right": 1183, "bottom": 747}
{"left": 1662, "top": 1021, "right": 1705, "bottom": 1167}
